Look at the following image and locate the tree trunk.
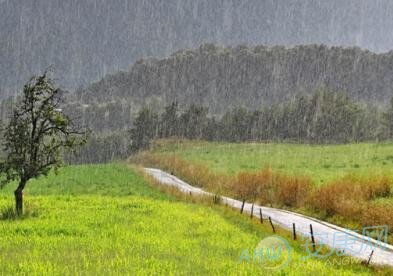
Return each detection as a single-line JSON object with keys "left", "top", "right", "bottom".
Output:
{"left": 14, "top": 180, "right": 26, "bottom": 216}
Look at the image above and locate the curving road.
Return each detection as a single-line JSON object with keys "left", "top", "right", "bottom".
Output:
{"left": 145, "top": 167, "right": 393, "bottom": 267}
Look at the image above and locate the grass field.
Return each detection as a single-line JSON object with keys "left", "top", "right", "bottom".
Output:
{"left": 150, "top": 140, "right": 393, "bottom": 184}
{"left": 0, "top": 163, "right": 386, "bottom": 274}
{"left": 138, "top": 139, "right": 393, "bottom": 243}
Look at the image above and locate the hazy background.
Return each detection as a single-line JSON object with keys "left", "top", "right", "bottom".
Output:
{"left": 2, "top": 0, "right": 393, "bottom": 98}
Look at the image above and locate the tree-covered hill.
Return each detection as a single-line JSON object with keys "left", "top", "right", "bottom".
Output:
{"left": 3, "top": 44, "right": 393, "bottom": 163}
{"left": 75, "top": 44, "right": 393, "bottom": 116}
{"left": 3, "top": 0, "right": 393, "bottom": 99}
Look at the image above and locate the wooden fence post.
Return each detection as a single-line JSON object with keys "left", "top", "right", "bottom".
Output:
{"left": 269, "top": 217, "right": 275, "bottom": 233}
{"left": 366, "top": 250, "right": 374, "bottom": 266}
{"left": 240, "top": 200, "right": 245, "bottom": 214}
{"left": 310, "top": 224, "right": 316, "bottom": 252}
{"left": 292, "top": 223, "right": 297, "bottom": 240}
{"left": 259, "top": 208, "right": 263, "bottom": 224}
{"left": 250, "top": 203, "right": 254, "bottom": 219}
{"left": 213, "top": 194, "right": 220, "bottom": 204}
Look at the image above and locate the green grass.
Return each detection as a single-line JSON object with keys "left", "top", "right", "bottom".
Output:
{"left": 151, "top": 140, "right": 393, "bottom": 184}
{"left": 0, "top": 163, "right": 166, "bottom": 198}
{"left": 0, "top": 163, "right": 388, "bottom": 274}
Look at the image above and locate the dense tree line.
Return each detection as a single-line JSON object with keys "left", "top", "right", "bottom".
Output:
{"left": 130, "top": 89, "right": 393, "bottom": 151}
{"left": 67, "top": 131, "right": 130, "bottom": 164}
{"left": 77, "top": 44, "right": 393, "bottom": 117}
{"left": 3, "top": 88, "right": 393, "bottom": 163}
{"left": 4, "top": 1, "right": 393, "bottom": 100}
{"left": 5, "top": 44, "right": 393, "bottom": 138}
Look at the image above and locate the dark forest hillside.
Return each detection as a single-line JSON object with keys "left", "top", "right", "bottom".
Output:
{"left": 3, "top": 0, "right": 393, "bottom": 98}
{"left": 75, "top": 44, "right": 393, "bottom": 118}
{"left": 4, "top": 44, "right": 393, "bottom": 136}
{"left": 3, "top": 44, "right": 393, "bottom": 163}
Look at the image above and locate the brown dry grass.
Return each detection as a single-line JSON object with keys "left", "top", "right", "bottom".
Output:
{"left": 360, "top": 203, "right": 393, "bottom": 234}
{"left": 229, "top": 169, "right": 312, "bottom": 208}
{"left": 230, "top": 171, "right": 265, "bottom": 202}
{"left": 132, "top": 151, "right": 393, "bottom": 235}
{"left": 131, "top": 152, "right": 231, "bottom": 194}
{"left": 308, "top": 175, "right": 391, "bottom": 216}
{"left": 274, "top": 174, "right": 313, "bottom": 207}
{"left": 133, "top": 152, "right": 313, "bottom": 208}
{"left": 308, "top": 175, "right": 392, "bottom": 233}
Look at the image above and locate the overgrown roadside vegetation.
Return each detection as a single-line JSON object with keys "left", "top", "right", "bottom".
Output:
{"left": 132, "top": 140, "right": 393, "bottom": 243}
{"left": 0, "top": 163, "right": 388, "bottom": 274}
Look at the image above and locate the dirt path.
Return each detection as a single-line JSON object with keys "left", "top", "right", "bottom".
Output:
{"left": 145, "top": 167, "right": 393, "bottom": 267}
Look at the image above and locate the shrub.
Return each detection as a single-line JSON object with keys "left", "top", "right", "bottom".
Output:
{"left": 335, "top": 199, "right": 363, "bottom": 220}
{"left": 274, "top": 174, "right": 313, "bottom": 207}
{"left": 308, "top": 183, "right": 338, "bottom": 216}
{"left": 231, "top": 172, "right": 262, "bottom": 202}
{"left": 253, "top": 168, "right": 275, "bottom": 206}
{"left": 231, "top": 169, "right": 312, "bottom": 208}
{"left": 308, "top": 174, "right": 392, "bottom": 218}
{"left": 362, "top": 176, "right": 391, "bottom": 200}
{"left": 360, "top": 203, "right": 393, "bottom": 234}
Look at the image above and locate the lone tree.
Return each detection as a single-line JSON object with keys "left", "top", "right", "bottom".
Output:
{"left": 0, "top": 73, "right": 86, "bottom": 215}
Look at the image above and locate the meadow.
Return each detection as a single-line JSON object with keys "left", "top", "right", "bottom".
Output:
{"left": 149, "top": 140, "right": 393, "bottom": 184}
{"left": 136, "top": 140, "right": 393, "bottom": 243}
{"left": 0, "top": 163, "right": 386, "bottom": 274}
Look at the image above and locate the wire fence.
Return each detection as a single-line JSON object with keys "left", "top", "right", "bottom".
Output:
{"left": 147, "top": 168, "right": 393, "bottom": 266}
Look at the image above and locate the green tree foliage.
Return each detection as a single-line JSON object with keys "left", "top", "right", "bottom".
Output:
{"left": 76, "top": 44, "right": 393, "bottom": 117}
{"left": 129, "top": 89, "right": 393, "bottom": 152}
{"left": 382, "top": 97, "right": 393, "bottom": 139}
{"left": 129, "top": 107, "right": 158, "bottom": 152}
{"left": 159, "top": 101, "right": 179, "bottom": 138}
{"left": 0, "top": 73, "right": 86, "bottom": 215}
{"left": 221, "top": 107, "right": 252, "bottom": 142}
{"left": 307, "top": 90, "right": 360, "bottom": 143}
{"left": 178, "top": 105, "right": 209, "bottom": 139}
{"left": 68, "top": 131, "right": 130, "bottom": 164}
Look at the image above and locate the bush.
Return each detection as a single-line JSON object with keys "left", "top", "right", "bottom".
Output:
{"left": 274, "top": 174, "right": 313, "bottom": 208}
{"left": 308, "top": 174, "right": 392, "bottom": 218}
{"left": 360, "top": 203, "right": 393, "bottom": 234}
{"left": 362, "top": 176, "right": 391, "bottom": 200}
{"left": 254, "top": 169, "right": 275, "bottom": 205}
{"left": 231, "top": 172, "right": 264, "bottom": 202}
{"left": 231, "top": 169, "right": 312, "bottom": 208}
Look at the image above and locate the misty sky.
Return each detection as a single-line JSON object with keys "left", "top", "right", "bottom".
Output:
{"left": 1, "top": 0, "right": 393, "bottom": 96}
